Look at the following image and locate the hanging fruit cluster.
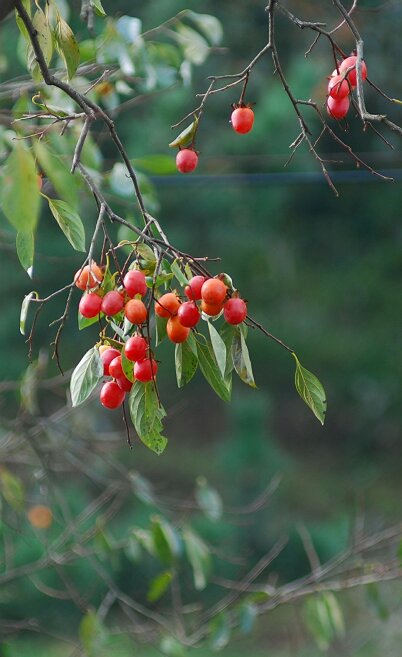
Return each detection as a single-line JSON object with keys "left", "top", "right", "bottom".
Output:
{"left": 326, "top": 54, "right": 368, "bottom": 120}
{"left": 70, "top": 245, "right": 253, "bottom": 454}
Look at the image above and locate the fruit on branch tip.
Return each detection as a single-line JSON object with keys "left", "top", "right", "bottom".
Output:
{"left": 79, "top": 292, "right": 102, "bottom": 318}
{"left": 134, "top": 358, "right": 158, "bottom": 382}
{"left": 100, "top": 347, "right": 121, "bottom": 376}
{"left": 328, "top": 74, "right": 350, "bottom": 99}
{"left": 100, "top": 381, "right": 125, "bottom": 409}
{"left": 155, "top": 292, "right": 180, "bottom": 318}
{"left": 124, "top": 335, "right": 148, "bottom": 362}
{"left": 231, "top": 106, "right": 254, "bottom": 134}
{"left": 176, "top": 148, "right": 198, "bottom": 174}
{"left": 27, "top": 505, "right": 53, "bottom": 529}
{"left": 101, "top": 290, "right": 124, "bottom": 316}
{"left": 109, "top": 355, "right": 124, "bottom": 380}
{"left": 116, "top": 376, "right": 133, "bottom": 392}
{"left": 339, "top": 56, "right": 367, "bottom": 87}
{"left": 223, "top": 298, "right": 247, "bottom": 325}
{"left": 201, "top": 278, "right": 227, "bottom": 305}
{"left": 74, "top": 262, "right": 103, "bottom": 290}
{"left": 124, "top": 299, "right": 147, "bottom": 324}
{"left": 177, "top": 301, "right": 200, "bottom": 328}
{"left": 184, "top": 275, "right": 207, "bottom": 300}
{"left": 201, "top": 300, "right": 224, "bottom": 316}
{"left": 167, "top": 315, "right": 191, "bottom": 343}
{"left": 123, "top": 269, "right": 147, "bottom": 298}
{"left": 326, "top": 95, "right": 350, "bottom": 120}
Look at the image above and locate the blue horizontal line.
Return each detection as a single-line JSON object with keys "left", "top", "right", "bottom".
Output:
{"left": 150, "top": 169, "right": 402, "bottom": 186}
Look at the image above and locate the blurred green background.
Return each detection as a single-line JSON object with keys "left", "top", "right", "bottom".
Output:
{"left": 1, "top": 0, "right": 402, "bottom": 655}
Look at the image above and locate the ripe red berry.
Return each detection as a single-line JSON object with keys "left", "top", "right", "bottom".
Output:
{"left": 101, "top": 290, "right": 124, "bottom": 316}
{"left": 79, "top": 293, "right": 102, "bottom": 318}
{"left": 327, "top": 95, "right": 350, "bottom": 120}
{"left": 100, "top": 347, "right": 121, "bottom": 376}
{"left": 231, "top": 107, "right": 254, "bottom": 134}
{"left": 176, "top": 149, "right": 198, "bottom": 174}
{"left": 223, "top": 298, "right": 247, "bottom": 325}
{"left": 184, "top": 276, "right": 207, "bottom": 300}
{"left": 116, "top": 376, "right": 133, "bottom": 392}
{"left": 201, "top": 278, "right": 227, "bottom": 306}
{"left": 123, "top": 270, "right": 147, "bottom": 298}
{"left": 177, "top": 301, "right": 200, "bottom": 328}
{"left": 100, "top": 381, "right": 125, "bottom": 409}
{"left": 155, "top": 292, "right": 180, "bottom": 318}
{"left": 124, "top": 335, "right": 148, "bottom": 362}
{"left": 339, "top": 56, "right": 367, "bottom": 87}
{"left": 134, "top": 358, "right": 158, "bottom": 382}
{"left": 125, "top": 299, "right": 147, "bottom": 324}
{"left": 74, "top": 262, "right": 103, "bottom": 290}
{"left": 328, "top": 74, "right": 350, "bottom": 99}
{"left": 167, "top": 315, "right": 190, "bottom": 343}
{"left": 109, "top": 355, "right": 124, "bottom": 380}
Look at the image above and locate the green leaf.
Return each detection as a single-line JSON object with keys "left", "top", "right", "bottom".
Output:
{"left": 238, "top": 602, "right": 258, "bottom": 635}
{"left": 20, "top": 291, "right": 37, "bottom": 335}
{"left": 70, "top": 347, "right": 103, "bottom": 407}
{"left": 54, "top": 16, "right": 80, "bottom": 81}
{"left": 208, "top": 321, "right": 227, "bottom": 379}
{"left": 155, "top": 315, "right": 167, "bottom": 346}
{"left": 169, "top": 117, "right": 199, "bottom": 149}
{"left": 174, "top": 24, "right": 209, "bottom": 65}
{"left": 27, "top": 9, "right": 53, "bottom": 81}
{"left": 78, "top": 310, "right": 102, "bottom": 330}
{"left": 293, "top": 353, "right": 327, "bottom": 425}
{"left": 182, "top": 527, "right": 211, "bottom": 591}
{"left": 121, "top": 351, "right": 135, "bottom": 382}
{"left": 45, "top": 197, "right": 85, "bottom": 251}
{"left": 133, "top": 154, "right": 177, "bottom": 175}
{"left": 196, "top": 337, "right": 231, "bottom": 403}
{"left": 0, "top": 468, "right": 25, "bottom": 513}
{"left": 129, "top": 382, "right": 168, "bottom": 454}
{"left": 151, "top": 516, "right": 181, "bottom": 565}
{"left": 170, "top": 259, "right": 189, "bottom": 287}
{"left": 16, "top": 231, "right": 34, "bottom": 276}
{"left": 219, "top": 323, "right": 235, "bottom": 376}
{"left": 34, "top": 140, "right": 79, "bottom": 209}
{"left": 135, "top": 242, "right": 157, "bottom": 265}
{"left": 304, "top": 592, "right": 344, "bottom": 651}
{"left": 147, "top": 570, "right": 173, "bottom": 603}
{"left": 187, "top": 12, "right": 223, "bottom": 46}
{"left": 195, "top": 476, "right": 223, "bottom": 521}
{"left": 90, "top": 0, "right": 106, "bottom": 17}
{"left": 232, "top": 326, "right": 257, "bottom": 388}
{"left": 209, "top": 612, "right": 231, "bottom": 651}
{"left": 2, "top": 141, "right": 40, "bottom": 232}
{"left": 79, "top": 611, "right": 108, "bottom": 657}
{"left": 175, "top": 334, "right": 198, "bottom": 388}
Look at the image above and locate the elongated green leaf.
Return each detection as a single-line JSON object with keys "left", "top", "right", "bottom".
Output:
{"left": 46, "top": 197, "right": 85, "bottom": 252}
{"left": 90, "top": 0, "right": 106, "bottom": 17}
{"left": 16, "top": 231, "right": 34, "bottom": 276}
{"left": 187, "top": 11, "right": 223, "bottom": 46}
{"left": 304, "top": 592, "right": 344, "bottom": 651}
{"left": 2, "top": 142, "right": 40, "bottom": 232}
{"left": 209, "top": 612, "right": 231, "bottom": 651}
{"left": 208, "top": 321, "right": 227, "bottom": 379}
{"left": 195, "top": 476, "right": 223, "bottom": 521}
{"left": 196, "top": 338, "right": 231, "bottom": 402}
{"left": 220, "top": 323, "right": 235, "bottom": 376}
{"left": 151, "top": 515, "right": 181, "bottom": 565}
{"left": 20, "top": 291, "right": 38, "bottom": 335}
{"left": 147, "top": 570, "right": 173, "bottom": 603}
{"left": 133, "top": 155, "right": 177, "bottom": 175}
{"left": 293, "top": 353, "right": 327, "bottom": 425}
{"left": 169, "top": 117, "right": 199, "bottom": 149}
{"left": 175, "top": 24, "right": 209, "bottom": 65}
{"left": 55, "top": 16, "right": 80, "bottom": 80}
{"left": 129, "top": 382, "right": 167, "bottom": 454}
{"left": 155, "top": 315, "right": 167, "bottom": 346}
{"left": 135, "top": 242, "right": 157, "bottom": 264}
{"left": 170, "top": 259, "right": 189, "bottom": 287}
{"left": 27, "top": 9, "right": 53, "bottom": 81}
{"left": 0, "top": 468, "right": 25, "bottom": 513}
{"left": 182, "top": 527, "right": 211, "bottom": 591}
{"left": 121, "top": 351, "right": 135, "bottom": 382}
{"left": 232, "top": 326, "right": 256, "bottom": 388}
{"left": 79, "top": 611, "right": 108, "bottom": 656}
{"left": 34, "top": 140, "right": 79, "bottom": 209}
{"left": 78, "top": 310, "right": 102, "bottom": 330}
{"left": 70, "top": 347, "right": 103, "bottom": 407}
{"left": 175, "top": 336, "right": 198, "bottom": 388}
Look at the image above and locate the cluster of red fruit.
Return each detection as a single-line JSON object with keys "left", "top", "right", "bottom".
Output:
{"left": 74, "top": 263, "right": 247, "bottom": 410}
{"left": 326, "top": 55, "right": 367, "bottom": 120}
{"left": 175, "top": 104, "right": 255, "bottom": 174}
